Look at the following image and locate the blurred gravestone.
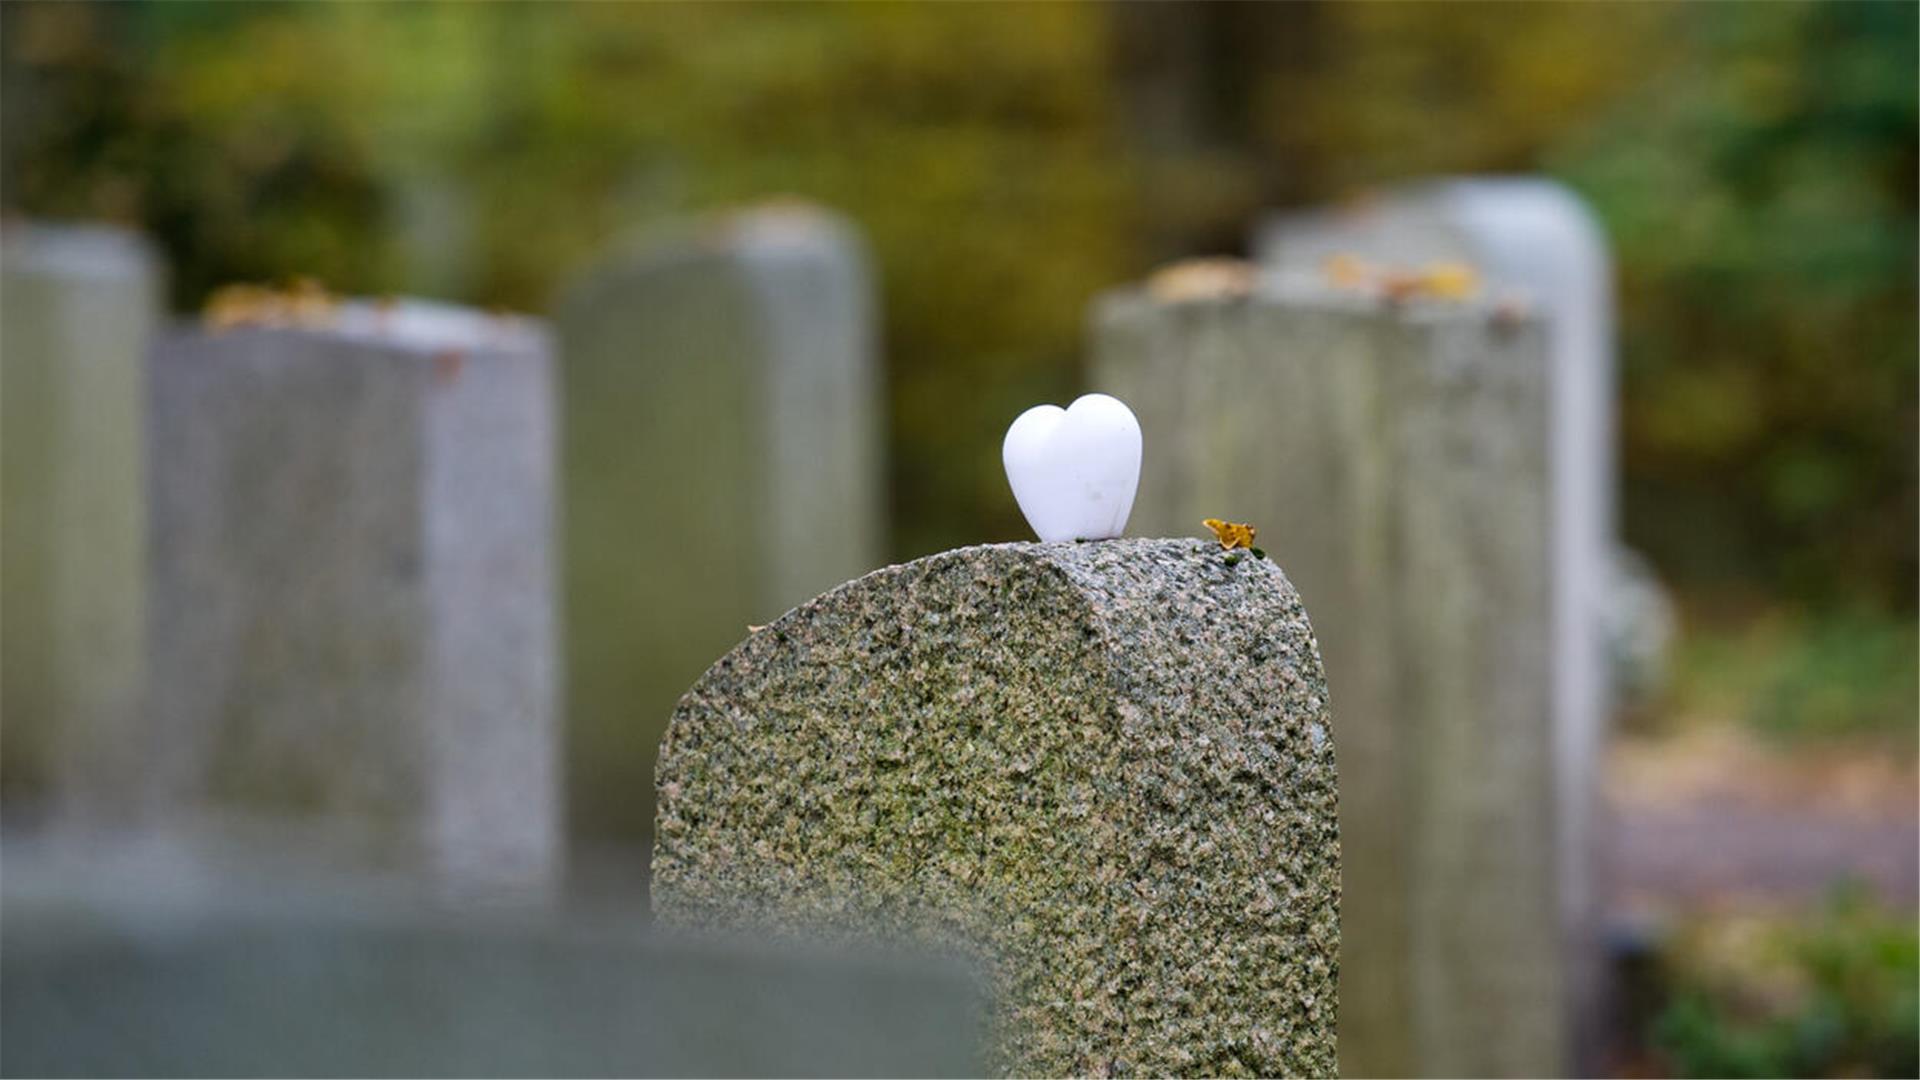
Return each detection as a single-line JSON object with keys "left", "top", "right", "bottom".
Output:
{"left": 0, "top": 831, "right": 986, "bottom": 1078}
{"left": 1604, "top": 545, "right": 1678, "bottom": 709}
{"left": 654, "top": 540, "right": 1340, "bottom": 1077}
{"left": 391, "top": 171, "right": 477, "bottom": 300}
{"left": 555, "top": 203, "right": 882, "bottom": 858}
{"left": 1094, "top": 273, "right": 1562, "bottom": 1077}
{"left": 0, "top": 222, "right": 159, "bottom": 819}
{"left": 1254, "top": 177, "right": 1614, "bottom": 1071}
{"left": 147, "top": 300, "right": 559, "bottom": 904}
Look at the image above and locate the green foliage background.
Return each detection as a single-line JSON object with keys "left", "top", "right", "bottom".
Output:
{"left": 1652, "top": 889, "right": 1919, "bottom": 1078}
{"left": 3, "top": 0, "right": 1913, "bottom": 609}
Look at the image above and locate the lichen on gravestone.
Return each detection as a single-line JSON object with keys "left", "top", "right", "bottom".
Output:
{"left": 653, "top": 539, "right": 1339, "bottom": 1078}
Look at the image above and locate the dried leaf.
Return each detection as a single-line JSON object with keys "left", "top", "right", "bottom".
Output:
{"left": 1418, "top": 261, "right": 1480, "bottom": 300}
{"left": 1203, "top": 518, "right": 1257, "bottom": 550}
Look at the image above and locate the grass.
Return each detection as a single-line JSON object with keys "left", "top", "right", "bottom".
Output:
{"left": 1653, "top": 607, "right": 1917, "bottom": 749}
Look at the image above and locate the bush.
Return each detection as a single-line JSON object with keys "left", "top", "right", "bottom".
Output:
{"left": 1653, "top": 888, "right": 1920, "bottom": 1078}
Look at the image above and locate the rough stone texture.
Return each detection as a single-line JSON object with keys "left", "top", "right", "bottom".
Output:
{"left": 1093, "top": 283, "right": 1560, "bottom": 1077}
{"left": 147, "top": 300, "right": 559, "bottom": 904}
{"left": 556, "top": 202, "right": 883, "bottom": 853}
{"left": 1256, "top": 177, "right": 1615, "bottom": 1073}
{"left": 653, "top": 539, "right": 1340, "bottom": 1078}
{"left": 0, "top": 222, "right": 159, "bottom": 817}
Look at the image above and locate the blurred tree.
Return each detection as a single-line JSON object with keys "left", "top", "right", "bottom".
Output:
{"left": 1, "top": 0, "right": 1136, "bottom": 560}
{"left": 1248, "top": 1, "right": 1672, "bottom": 198}
{"left": 1551, "top": 2, "right": 1917, "bottom": 611}
{"left": 1, "top": 3, "right": 398, "bottom": 300}
{"left": 2, "top": 0, "right": 1912, "bottom": 608}
{"left": 1241, "top": 0, "right": 1916, "bottom": 611}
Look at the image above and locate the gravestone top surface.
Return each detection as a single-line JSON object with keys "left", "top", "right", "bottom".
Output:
{"left": 1253, "top": 176, "right": 1609, "bottom": 288}
{"left": 196, "top": 296, "right": 549, "bottom": 356}
{"left": 1099, "top": 263, "right": 1545, "bottom": 331}
{"left": 0, "top": 220, "right": 159, "bottom": 280}
{"left": 328, "top": 298, "right": 549, "bottom": 354}
{"left": 655, "top": 538, "right": 1339, "bottom": 1077}
{"left": 558, "top": 201, "right": 865, "bottom": 308}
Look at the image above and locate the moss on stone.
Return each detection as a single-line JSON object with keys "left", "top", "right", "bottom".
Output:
{"left": 653, "top": 539, "right": 1339, "bottom": 1077}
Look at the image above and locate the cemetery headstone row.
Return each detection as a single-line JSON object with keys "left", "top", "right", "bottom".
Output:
{"left": 4, "top": 202, "right": 882, "bottom": 907}
{"left": 5, "top": 178, "right": 1627, "bottom": 1077}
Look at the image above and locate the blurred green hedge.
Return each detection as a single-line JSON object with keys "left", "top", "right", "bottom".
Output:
{"left": 1652, "top": 888, "right": 1919, "bottom": 1078}
{"left": 4, "top": 1, "right": 1912, "bottom": 611}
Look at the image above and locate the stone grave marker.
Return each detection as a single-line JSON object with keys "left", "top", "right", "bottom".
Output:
{"left": 0, "top": 222, "right": 160, "bottom": 819}
{"left": 1094, "top": 272, "right": 1562, "bottom": 1077}
{"left": 1255, "top": 176, "right": 1615, "bottom": 1072}
{"left": 654, "top": 539, "right": 1340, "bottom": 1078}
{"left": 146, "top": 298, "right": 559, "bottom": 904}
{"left": 1, "top": 830, "right": 986, "bottom": 1078}
{"left": 556, "top": 202, "right": 883, "bottom": 855}
{"left": 1257, "top": 176, "right": 1613, "bottom": 994}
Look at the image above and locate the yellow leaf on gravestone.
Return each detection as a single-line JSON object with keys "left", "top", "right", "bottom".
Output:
{"left": 1147, "top": 258, "right": 1258, "bottom": 302}
{"left": 1418, "top": 261, "right": 1480, "bottom": 301}
{"left": 1322, "top": 253, "right": 1372, "bottom": 290}
{"left": 1202, "top": 518, "right": 1257, "bottom": 550}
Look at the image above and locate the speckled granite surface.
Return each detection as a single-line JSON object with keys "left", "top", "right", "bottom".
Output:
{"left": 652, "top": 539, "right": 1339, "bottom": 1077}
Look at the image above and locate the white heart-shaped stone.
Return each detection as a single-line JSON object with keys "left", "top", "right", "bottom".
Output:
{"left": 1002, "top": 393, "right": 1142, "bottom": 543}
